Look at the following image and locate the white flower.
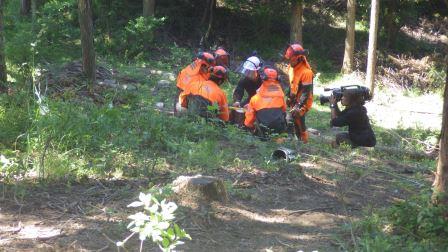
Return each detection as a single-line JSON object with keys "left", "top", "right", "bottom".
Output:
{"left": 138, "top": 192, "right": 153, "bottom": 207}
{"left": 147, "top": 202, "right": 159, "bottom": 213}
{"left": 127, "top": 201, "right": 144, "bottom": 208}
{"left": 116, "top": 241, "right": 124, "bottom": 247}
{"left": 160, "top": 200, "right": 177, "bottom": 220}
{"left": 128, "top": 212, "right": 150, "bottom": 227}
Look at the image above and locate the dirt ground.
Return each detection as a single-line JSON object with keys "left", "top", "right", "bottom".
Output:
{"left": 0, "top": 145, "right": 431, "bottom": 252}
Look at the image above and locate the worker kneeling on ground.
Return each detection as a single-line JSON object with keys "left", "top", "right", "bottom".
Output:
{"left": 176, "top": 51, "right": 216, "bottom": 92}
{"left": 179, "top": 66, "right": 230, "bottom": 122}
{"left": 244, "top": 67, "right": 287, "bottom": 138}
{"left": 284, "top": 43, "right": 314, "bottom": 143}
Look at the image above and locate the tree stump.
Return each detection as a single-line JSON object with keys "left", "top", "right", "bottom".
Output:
{"left": 172, "top": 175, "right": 228, "bottom": 208}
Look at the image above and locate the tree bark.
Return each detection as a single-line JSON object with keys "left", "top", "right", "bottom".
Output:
{"left": 366, "top": 0, "right": 380, "bottom": 98}
{"left": 78, "top": 0, "right": 96, "bottom": 89}
{"left": 290, "top": 0, "right": 303, "bottom": 44}
{"left": 0, "top": 0, "right": 6, "bottom": 91}
{"left": 143, "top": 0, "right": 155, "bottom": 17}
{"left": 341, "top": 0, "right": 356, "bottom": 74}
{"left": 200, "top": 0, "right": 215, "bottom": 48}
{"left": 20, "top": 0, "right": 31, "bottom": 16}
{"left": 432, "top": 61, "right": 448, "bottom": 208}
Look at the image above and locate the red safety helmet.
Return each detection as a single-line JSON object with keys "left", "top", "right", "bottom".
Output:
{"left": 197, "top": 52, "right": 216, "bottom": 67}
{"left": 259, "top": 67, "right": 279, "bottom": 81}
{"left": 209, "top": 66, "right": 228, "bottom": 80}
{"left": 214, "top": 47, "right": 230, "bottom": 67}
{"left": 284, "top": 43, "right": 309, "bottom": 60}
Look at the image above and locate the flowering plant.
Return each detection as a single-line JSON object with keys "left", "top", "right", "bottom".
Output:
{"left": 117, "top": 192, "right": 190, "bottom": 252}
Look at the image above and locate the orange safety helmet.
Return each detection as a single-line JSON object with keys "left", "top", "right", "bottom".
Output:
{"left": 284, "top": 43, "right": 309, "bottom": 60}
{"left": 209, "top": 65, "right": 228, "bottom": 80}
{"left": 214, "top": 47, "right": 230, "bottom": 67}
{"left": 196, "top": 51, "right": 216, "bottom": 67}
{"left": 259, "top": 67, "right": 279, "bottom": 81}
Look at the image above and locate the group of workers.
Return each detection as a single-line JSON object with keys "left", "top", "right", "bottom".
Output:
{"left": 175, "top": 43, "right": 376, "bottom": 147}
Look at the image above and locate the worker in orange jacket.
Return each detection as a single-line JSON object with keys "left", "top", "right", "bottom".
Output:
{"left": 176, "top": 51, "right": 216, "bottom": 92}
{"left": 244, "top": 67, "right": 287, "bottom": 137}
{"left": 284, "top": 43, "right": 314, "bottom": 143}
{"left": 214, "top": 47, "right": 230, "bottom": 68}
{"left": 179, "top": 66, "right": 229, "bottom": 122}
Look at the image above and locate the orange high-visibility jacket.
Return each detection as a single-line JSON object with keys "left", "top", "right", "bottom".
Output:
{"left": 244, "top": 80, "right": 286, "bottom": 128}
{"left": 176, "top": 60, "right": 210, "bottom": 91}
{"left": 288, "top": 60, "right": 314, "bottom": 112}
{"left": 179, "top": 80, "right": 229, "bottom": 121}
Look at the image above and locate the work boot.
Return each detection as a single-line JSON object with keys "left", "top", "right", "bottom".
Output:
{"left": 300, "top": 131, "right": 309, "bottom": 144}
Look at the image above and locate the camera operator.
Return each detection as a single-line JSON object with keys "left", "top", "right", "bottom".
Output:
{"left": 329, "top": 89, "right": 376, "bottom": 147}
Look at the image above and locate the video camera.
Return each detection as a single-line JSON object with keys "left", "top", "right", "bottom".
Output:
{"left": 319, "top": 85, "right": 371, "bottom": 105}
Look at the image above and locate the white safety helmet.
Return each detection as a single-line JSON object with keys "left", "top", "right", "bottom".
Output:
{"left": 236, "top": 56, "right": 263, "bottom": 80}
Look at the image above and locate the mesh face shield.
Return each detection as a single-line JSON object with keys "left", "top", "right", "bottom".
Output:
{"left": 236, "top": 56, "right": 262, "bottom": 81}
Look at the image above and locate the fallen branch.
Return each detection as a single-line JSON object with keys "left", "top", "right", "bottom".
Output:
{"left": 288, "top": 206, "right": 332, "bottom": 215}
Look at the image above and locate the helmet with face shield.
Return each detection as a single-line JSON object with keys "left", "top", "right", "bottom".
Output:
{"left": 236, "top": 56, "right": 263, "bottom": 81}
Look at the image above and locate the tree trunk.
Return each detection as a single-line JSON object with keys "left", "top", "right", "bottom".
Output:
{"left": 432, "top": 61, "right": 448, "bottom": 208}
{"left": 78, "top": 0, "right": 96, "bottom": 89}
{"left": 200, "top": 0, "right": 215, "bottom": 48}
{"left": 31, "top": 0, "right": 36, "bottom": 21}
{"left": 143, "top": 0, "right": 155, "bottom": 17}
{"left": 383, "top": 0, "right": 399, "bottom": 48}
{"left": 0, "top": 0, "right": 6, "bottom": 91}
{"left": 365, "top": 0, "right": 380, "bottom": 98}
{"left": 290, "top": 0, "right": 303, "bottom": 44}
{"left": 20, "top": 0, "right": 31, "bottom": 16}
{"left": 341, "top": 0, "right": 356, "bottom": 74}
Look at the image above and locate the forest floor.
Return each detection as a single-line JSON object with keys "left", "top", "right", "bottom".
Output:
{"left": 0, "top": 146, "right": 434, "bottom": 252}
{"left": 0, "top": 73, "right": 439, "bottom": 251}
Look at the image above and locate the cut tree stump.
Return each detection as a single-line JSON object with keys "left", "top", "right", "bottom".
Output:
{"left": 172, "top": 175, "right": 228, "bottom": 208}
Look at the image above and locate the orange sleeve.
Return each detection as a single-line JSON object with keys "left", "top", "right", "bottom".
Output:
{"left": 218, "top": 92, "right": 230, "bottom": 122}
{"left": 301, "top": 69, "right": 313, "bottom": 85}
{"left": 244, "top": 98, "right": 256, "bottom": 128}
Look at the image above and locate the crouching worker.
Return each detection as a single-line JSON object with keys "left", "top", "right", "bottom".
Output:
{"left": 175, "top": 52, "right": 215, "bottom": 112}
{"left": 329, "top": 90, "right": 376, "bottom": 147}
{"left": 179, "top": 66, "right": 230, "bottom": 122}
{"left": 244, "top": 67, "right": 287, "bottom": 139}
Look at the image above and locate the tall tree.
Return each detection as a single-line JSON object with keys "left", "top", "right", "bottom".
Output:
{"left": 0, "top": 0, "right": 6, "bottom": 91}
{"left": 20, "top": 0, "right": 31, "bottom": 16}
{"left": 78, "top": 0, "right": 96, "bottom": 89}
{"left": 365, "top": 0, "right": 380, "bottom": 97}
{"left": 143, "top": 0, "right": 155, "bottom": 17}
{"left": 433, "top": 60, "right": 448, "bottom": 208}
{"left": 341, "top": 0, "right": 356, "bottom": 74}
{"left": 290, "top": 0, "right": 303, "bottom": 44}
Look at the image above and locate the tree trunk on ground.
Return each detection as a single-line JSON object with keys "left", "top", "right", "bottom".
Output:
{"left": 366, "top": 0, "right": 380, "bottom": 98}
{"left": 20, "top": 0, "right": 31, "bottom": 16}
{"left": 342, "top": 0, "right": 356, "bottom": 74}
{"left": 290, "top": 0, "right": 303, "bottom": 44}
{"left": 0, "top": 0, "right": 6, "bottom": 91}
{"left": 143, "top": 0, "right": 155, "bottom": 17}
{"left": 172, "top": 175, "right": 228, "bottom": 208}
{"left": 78, "top": 0, "right": 96, "bottom": 89}
{"left": 432, "top": 61, "right": 448, "bottom": 208}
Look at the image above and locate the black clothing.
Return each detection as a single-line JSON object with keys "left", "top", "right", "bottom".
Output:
{"left": 232, "top": 76, "right": 262, "bottom": 106}
{"left": 331, "top": 105, "right": 376, "bottom": 147}
{"left": 256, "top": 108, "right": 287, "bottom": 135}
{"left": 186, "top": 95, "right": 216, "bottom": 119}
